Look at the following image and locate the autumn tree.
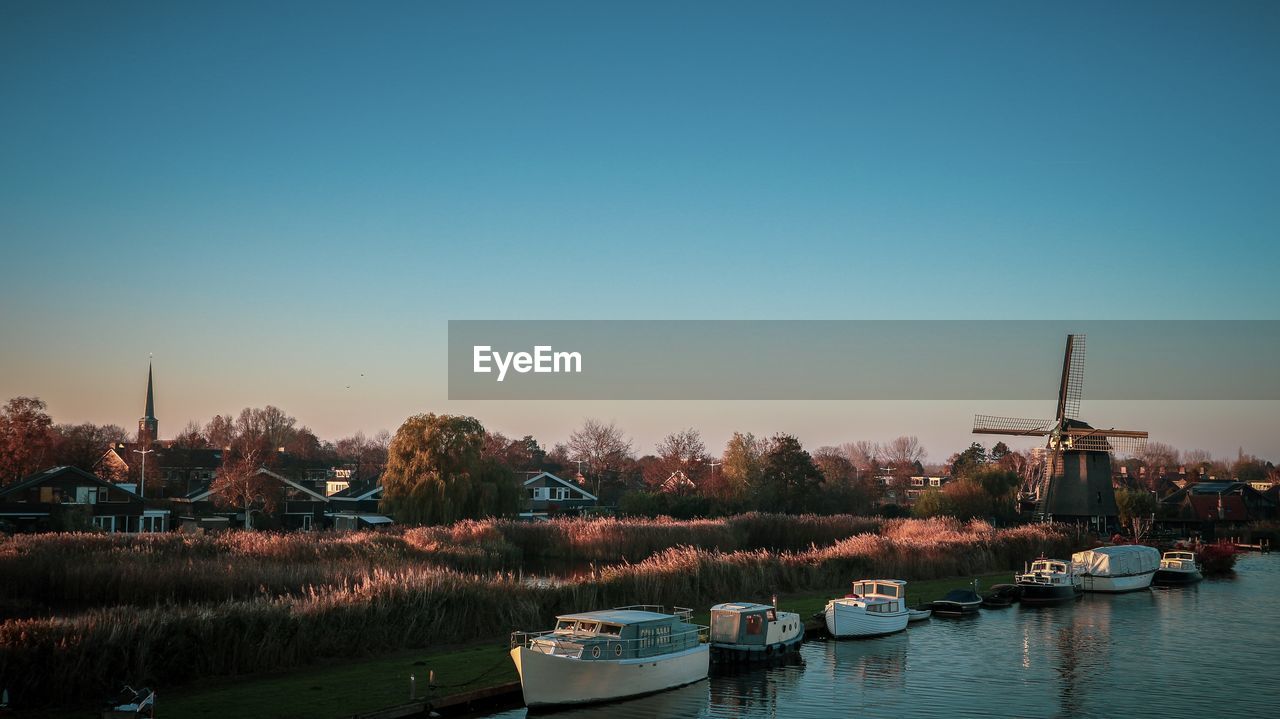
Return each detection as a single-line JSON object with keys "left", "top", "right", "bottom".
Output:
{"left": 949, "top": 442, "right": 988, "bottom": 479}
{"left": 171, "top": 420, "right": 209, "bottom": 449}
{"left": 0, "top": 397, "right": 56, "bottom": 485}
{"left": 210, "top": 449, "right": 280, "bottom": 529}
{"left": 567, "top": 419, "right": 633, "bottom": 498}
{"left": 713, "top": 432, "right": 765, "bottom": 505}
{"left": 51, "top": 422, "right": 129, "bottom": 471}
{"left": 813, "top": 445, "right": 874, "bottom": 514}
{"left": 380, "top": 413, "right": 521, "bottom": 525}
{"left": 204, "top": 414, "right": 236, "bottom": 448}
{"left": 651, "top": 428, "right": 710, "bottom": 490}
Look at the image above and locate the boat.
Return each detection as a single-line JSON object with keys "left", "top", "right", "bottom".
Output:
{"left": 1016, "top": 557, "right": 1083, "bottom": 606}
{"left": 1153, "top": 550, "right": 1203, "bottom": 586}
{"left": 709, "top": 601, "right": 804, "bottom": 663}
{"left": 823, "top": 579, "right": 910, "bottom": 638}
{"left": 907, "top": 607, "right": 933, "bottom": 622}
{"left": 1072, "top": 545, "right": 1160, "bottom": 593}
{"left": 981, "top": 583, "right": 1020, "bottom": 608}
{"left": 101, "top": 686, "right": 155, "bottom": 719}
{"left": 930, "top": 588, "right": 982, "bottom": 616}
{"left": 509, "top": 605, "right": 709, "bottom": 708}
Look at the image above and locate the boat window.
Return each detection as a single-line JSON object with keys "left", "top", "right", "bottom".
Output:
{"left": 852, "top": 582, "right": 869, "bottom": 595}
{"left": 877, "top": 583, "right": 901, "bottom": 598}
{"left": 577, "top": 621, "right": 600, "bottom": 634}
{"left": 555, "top": 620, "right": 575, "bottom": 632}
{"left": 767, "top": 609, "right": 777, "bottom": 622}
{"left": 746, "top": 614, "right": 763, "bottom": 634}
{"left": 597, "top": 624, "right": 621, "bottom": 637}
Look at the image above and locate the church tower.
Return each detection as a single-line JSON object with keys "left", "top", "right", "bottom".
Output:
{"left": 138, "top": 363, "right": 158, "bottom": 446}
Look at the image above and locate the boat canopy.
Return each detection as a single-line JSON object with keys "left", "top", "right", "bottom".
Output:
{"left": 1072, "top": 545, "right": 1160, "bottom": 577}
{"left": 852, "top": 580, "right": 904, "bottom": 598}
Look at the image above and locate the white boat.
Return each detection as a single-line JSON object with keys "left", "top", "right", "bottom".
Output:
{"left": 1153, "top": 550, "right": 1203, "bottom": 586}
{"left": 509, "top": 605, "right": 709, "bottom": 708}
{"left": 823, "top": 579, "right": 910, "bottom": 638}
{"left": 1072, "top": 545, "right": 1160, "bottom": 593}
{"left": 1017, "top": 557, "right": 1083, "bottom": 606}
{"left": 907, "top": 607, "right": 933, "bottom": 622}
{"left": 709, "top": 601, "right": 804, "bottom": 662}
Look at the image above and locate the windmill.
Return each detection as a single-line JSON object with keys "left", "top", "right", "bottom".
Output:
{"left": 972, "top": 334, "right": 1148, "bottom": 529}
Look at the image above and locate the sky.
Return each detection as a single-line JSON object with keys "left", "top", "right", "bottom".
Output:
{"left": 1, "top": 1, "right": 1277, "bottom": 460}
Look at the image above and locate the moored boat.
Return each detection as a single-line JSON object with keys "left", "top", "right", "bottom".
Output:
{"left": 1153, "top": 550, "right": 1203, "bottom": 586}
{"left": 509, "top": 605, "right": 708, "bottom": 708}
{"left": 981, "top": 583, "right": 1020, "bottom": 608}
{"left": 823, "top": 579, "right": 910, "bottom": 638}
{"left": 1072, "top": 545, "right": 1160, "bottom": 593}
{"left": 907, "top": 607, "right": 933, "bottom": 622}
{"left": 1016, "top": 557, "right": 1083, "bottom": 606}
{"left": 930, "top": 588, "right": 982, "bottom": 616}
{"left": 709, "top": 601, "right": 804, "bottom": 663}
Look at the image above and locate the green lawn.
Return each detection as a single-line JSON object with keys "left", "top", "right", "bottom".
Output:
{"left": 45, "top": 572, "right": 1013, "bottom": 719}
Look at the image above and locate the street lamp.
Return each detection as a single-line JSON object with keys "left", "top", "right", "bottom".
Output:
{"left": 133, "top": 448, "right": 154, "bottom": 499}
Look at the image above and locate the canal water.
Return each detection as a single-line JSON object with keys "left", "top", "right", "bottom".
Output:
{"left": 485, "top": 553, "right": 1280, "bottom": 718}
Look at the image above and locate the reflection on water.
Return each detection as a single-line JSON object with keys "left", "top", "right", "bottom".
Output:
{"left": 485, "top": 555, "right": 1280, "bottom": 719}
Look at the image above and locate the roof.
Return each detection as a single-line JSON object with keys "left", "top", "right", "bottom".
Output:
{"left": 0, "top": 466, "right": 140, "bottom": 499}
{"left": 523, "top": 471, "right": 598, "bottom": 501}
{"left": 557, "top": 609, "right": 673, "bottom": 625}
{"left": 854, "top": 579, "right": 906, "bottom": 585}
{"left": 1187, "top": 495, "right": 1249, "bottom": 521}
{"left": 330, "top": 480, "right": 383, "bottom": 500}
{"left": 186, "top": 468, "right": 328, "bottom": 502}
{"left": 711, "top": 602, "right": 772, "bottom": 611}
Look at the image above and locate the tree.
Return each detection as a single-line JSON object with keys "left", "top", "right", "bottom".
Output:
{"left": 755, "top": 434, "right": 824, "bottom": 513}
{"left": 380, "top": 413, "right": 520, "bottom": 525}
{"left": 171, "top": 420, "right": 209, "bottom": 449}
{"left": 949, "top": 442, "right": 988, "bottom": 479}
{"left": 713, "top": 432, "right": 765, "bottom": 504}
{"left": 990, "top": 441, "right": 1011, "bottom": 462}
{"left": 567, "top": 419, "right": 633, "bottom": 498}
{"left": 912, "top": 488, "right": 949, "bottom": 517}
{"left": 813, "top": 446, "right": 874, "bottom": 515}
{"left": 1115, "top": 488, "right": 1158, "bottom": 540}
{"left": 204, "top": 414, "right": 236, "bottom": 448}
{"left": 840, "top": 440, "right": 881, "bottom": 476}
{"left": 653, "top": 428, "right": 710, "bottom": 489}
{"left": 51, "top": 423, "right": 129, "bottom": 471}
{"left": 0, "top": 397, "right": 55, "bottom": 485}
{"left": 210, "top": 449, "right": 279, "bottom": 529}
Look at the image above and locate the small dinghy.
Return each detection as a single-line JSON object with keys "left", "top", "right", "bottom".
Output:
{"left": 930, "top": 588, "right": 982, "bottom": 616}
{"left": 907, "top": 606, "right": 933, "bottom": 622}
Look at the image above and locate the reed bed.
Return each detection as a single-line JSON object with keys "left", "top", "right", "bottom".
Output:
{"left": 0, "top": 519, "right": 1079, "bottom": 707}
{"left": 0, "top": 514, "right": 882, "bottom": 612}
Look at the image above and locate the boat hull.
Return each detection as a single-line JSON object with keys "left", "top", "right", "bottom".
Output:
{"left": 930, "top": 601, "right": 981, "bottom": 616}
{"left": 710, "top": 633, "right": 803, "bottom": 663}
{"left": 1080, "top": 571, "right": 1155, "bottom": 593}
{"left": 824, "top": 601, "right": 908, "bottom": 638}
{"left": 907, "top": 608, "right": 932, "bottom": 622}
{"left": 1153, "top": 568, "right": 1203, "bottom": 586}
{"left": 510, "top": 643, "right": 708, "bottom": 708}
{"left": 1017, "top": 583, "right": 1082, "bottom": 606}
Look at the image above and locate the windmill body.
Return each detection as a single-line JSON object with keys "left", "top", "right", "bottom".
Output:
{"left": 973, "top": 335, "right": 1147, "bottom": 531}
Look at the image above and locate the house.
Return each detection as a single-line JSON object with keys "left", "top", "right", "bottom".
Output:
{"left": 328, "top": 479, "right": 383, "bottom": 513}
{"left": 0, "top": 466, "right": 167, "bottom": 533}
{"left": 1161, "top": 481, "right": 1278, "bottom": 523}
{"left": 522, "top": 471, "right": 598, "bottom": 517}
{"left": 904, "top": 476, "right": 950, "bottom": 504}
{"left": 96, "top": 443, "right": 224, "bottom": 498}
{"left": 182, "top": 467, "right": 329, "bottom": 530}
{"left": 659, "top": 470, "right": 697, "bottom": 496}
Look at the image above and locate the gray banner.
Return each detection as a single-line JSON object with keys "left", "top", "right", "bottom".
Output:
{"left": 447, "top": 320, "right": 1280, "bottom": 400}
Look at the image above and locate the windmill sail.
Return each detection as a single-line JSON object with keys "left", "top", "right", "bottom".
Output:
{"left": 1056, "top": 334, "right": 1086, "bottom": 421}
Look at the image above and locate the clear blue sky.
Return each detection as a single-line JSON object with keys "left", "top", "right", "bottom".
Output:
{"left": 2, "top": 1, "right": 1277, "bottom": 459}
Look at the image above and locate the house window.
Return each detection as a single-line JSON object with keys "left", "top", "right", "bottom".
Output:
{"left": 39, "top": 486, "right": 55, "bottom": 503}
{"left": 92, "top": 515, "right": 116, "bottom": 532}
{"left": 555, "top": 487, "right": 569, "bottom": 501}
{"left": 910, "top": 477, "right": 924, "bottom": 487}
{"left": 533, "top": 487, "right": 548, "bottom": 500}
{"left": 930, "top": 478, "right": 941, "bottom": 487}
{"left": 301, "top": 515, "right": 313, "bottom": 531}
{"left": 75, "top": 486, "right": 98, "bottom": 504}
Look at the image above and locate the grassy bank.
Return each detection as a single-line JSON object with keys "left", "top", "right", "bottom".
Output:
{"left": 1, "top": 517, "right": 1082, "bottom": 710}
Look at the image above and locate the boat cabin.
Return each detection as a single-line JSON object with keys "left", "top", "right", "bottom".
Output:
{"left": 518, "top": 606, "right": 702, "bottom": 661}
{"left": 710, "top": 603, "right": 784, "bottom": 647}
{"left": 1161, "top": 551, "right": 1198, "bottom": 570}
{"left": 1020, "top": 559, "right": 1073, "bottom": 585}
{"left": 847, "top": 580, "right": 905, "bottom": 611}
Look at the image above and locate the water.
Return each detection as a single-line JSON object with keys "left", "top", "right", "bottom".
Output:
{"left": 484, "top": 554, "right": 1280, "bottom": 719}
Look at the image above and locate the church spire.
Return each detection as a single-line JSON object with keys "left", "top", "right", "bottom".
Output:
{"left": 139, "top": 362, "right": 158, "bottom": 446}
